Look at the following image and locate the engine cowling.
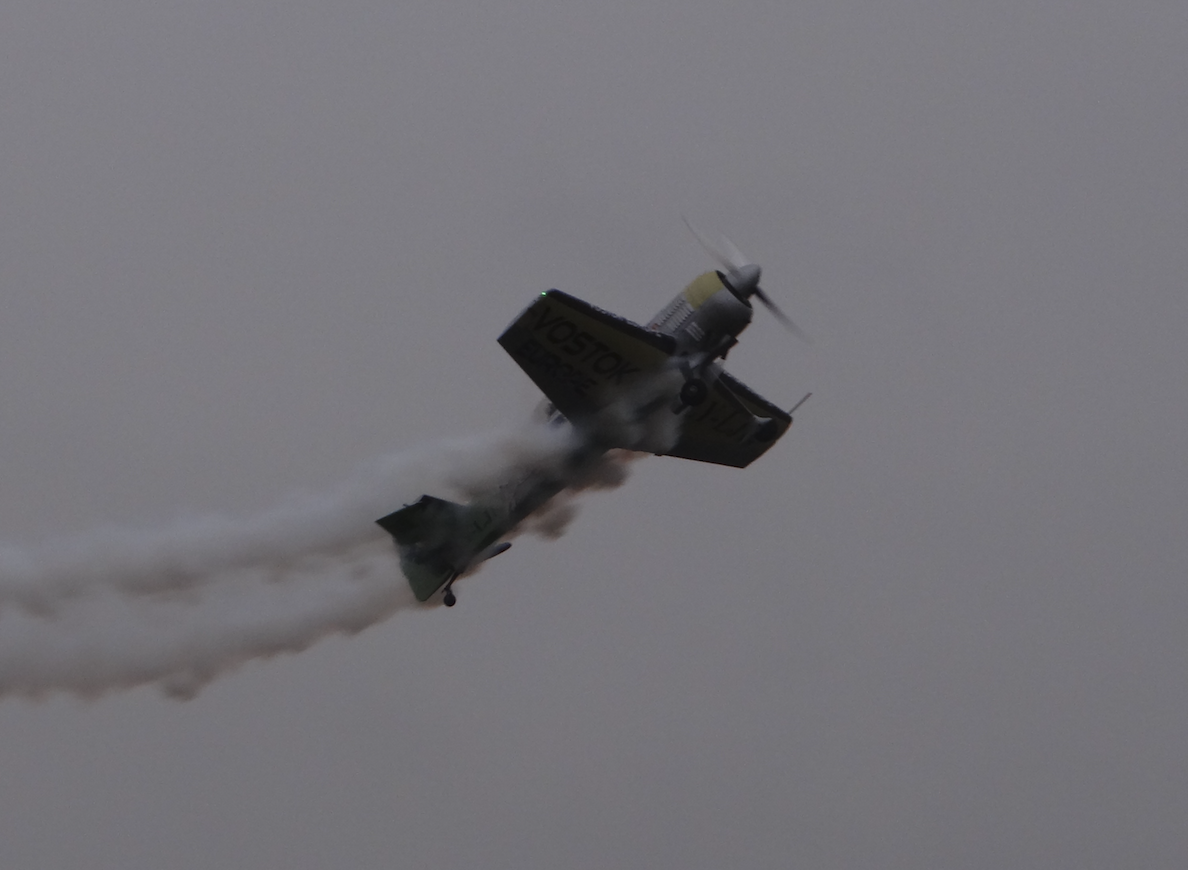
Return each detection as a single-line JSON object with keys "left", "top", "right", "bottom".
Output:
{"left": 675, "top": 279, "right": 754, "bottom": 352}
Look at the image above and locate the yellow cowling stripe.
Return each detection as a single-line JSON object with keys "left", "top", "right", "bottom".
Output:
{"left": 681, "top": 272, "right": 725, "bottom": 309}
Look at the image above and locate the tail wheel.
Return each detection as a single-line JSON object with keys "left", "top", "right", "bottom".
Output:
{"left": 443, "top": 590, "right": 457, "bottom": 607}
{"left": 679, "top": 379, "right": 709, "bottom": 407}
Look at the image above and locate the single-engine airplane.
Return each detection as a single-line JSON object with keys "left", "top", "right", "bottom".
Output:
{"left": 377, "top": 223, "right": 810, "bottom": 606}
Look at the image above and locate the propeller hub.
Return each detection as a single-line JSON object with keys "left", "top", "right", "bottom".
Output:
{"left": 724, "top": 263, "right": 762, "bottom": 298}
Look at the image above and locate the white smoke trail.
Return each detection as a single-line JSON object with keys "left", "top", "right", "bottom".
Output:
{"left": 515, "top": 448, "right": 647, "bottom": 540}
{"left": 0, "top": 367, "right": 685, "bottom": 701}
{"left": 0, "top": 423, "right": 584, "bottom": 700}
{"left": 0, "top": 424, "right": 575, "bottom": 615}
{"left": 0, "top": 540, "right": 407, "bottom": 700}
{"left": 494, "top": 368, "right": 685, "bottom": 542}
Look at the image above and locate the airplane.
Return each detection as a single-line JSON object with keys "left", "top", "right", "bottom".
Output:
{"left": 377, "top": 224, "right": 811, "bottom": 607}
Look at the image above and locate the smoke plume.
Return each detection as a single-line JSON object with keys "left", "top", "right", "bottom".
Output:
{"left": 0, "top": 422, "right": 635, "bottom": 700}
{"left": 0, "top": 364, "right": 686, "bottom": 700}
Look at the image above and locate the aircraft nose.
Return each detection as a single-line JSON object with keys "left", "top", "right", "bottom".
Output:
{"left": 728, "top": 264, "right": 762, "bottom": 296}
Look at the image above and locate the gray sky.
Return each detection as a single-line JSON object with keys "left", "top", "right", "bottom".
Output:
{"left": 1, "top": 0, "right": 1187, "bottom": 866}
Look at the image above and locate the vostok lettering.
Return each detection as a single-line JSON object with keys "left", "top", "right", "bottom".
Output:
{"left": 528, "top": 304, "right": 644, "bottom": 385}
{"left": 513, "top": 338, "right": 597, "bottom": 396}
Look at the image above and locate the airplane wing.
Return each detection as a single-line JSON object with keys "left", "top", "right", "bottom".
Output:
{"left": 499, "top": 290, "right": 792, "bottom": 468}
{"left": 498, "top": 290, "right": 676, "bottom": 423}
{"left": 661, "top": 371, "right": 792, "bottom": 468}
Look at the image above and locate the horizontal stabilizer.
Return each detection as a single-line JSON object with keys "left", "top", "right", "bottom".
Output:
{"left": 400, "top": 558, "right": 456, "bottom": 604}
{"left": 377, "top": 495, "right": 511, "bottom": 603}
{"left": 375, "top": 495, "right": 460, "bottom": 547}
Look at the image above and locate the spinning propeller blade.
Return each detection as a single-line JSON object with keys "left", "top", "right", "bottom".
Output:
{"left": 682, "top": 216, "right": 810, "bottom": 342}
{"left": 754, "top": 287, "right": 811, "bottom": 343}
{"left": 682, "top": 216, "right": 746, "bottom": 271}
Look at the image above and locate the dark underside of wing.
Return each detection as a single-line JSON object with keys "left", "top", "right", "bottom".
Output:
{"left": 498, "top": 290, "right": 675, "bottom": 423}
{"left": 499, "top": 290, "right": 793, "bottom": 469}
{"left": 661, "top": 371, "right": 793, "bottom": 468}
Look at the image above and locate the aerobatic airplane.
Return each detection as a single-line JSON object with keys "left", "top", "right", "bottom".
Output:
{"left": 377, "top": 223, "right": 810, "bottom": 606}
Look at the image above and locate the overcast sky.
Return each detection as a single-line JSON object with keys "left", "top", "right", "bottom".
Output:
{"left": 1, "top": 1, "right": 1186, "bottom": 867}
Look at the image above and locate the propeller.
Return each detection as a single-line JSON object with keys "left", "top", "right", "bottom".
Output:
{"left": 682, "top": 216, "right": 810, "bottom": 343}
{"left": 753, "top": 287, "right": 810, "bottom": 342}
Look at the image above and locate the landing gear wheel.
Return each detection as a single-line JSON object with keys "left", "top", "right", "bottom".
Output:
{"left": 443, "top": 590, "right": 457, "bottom": 607}
{"left": 679, "top": 379, "right": 709, "bottom": 407}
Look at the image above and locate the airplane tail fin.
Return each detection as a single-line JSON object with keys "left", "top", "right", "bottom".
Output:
{"left": 376, "top": 496, "right": 466, "bottom": 601}
{"left": 377, "top": 495, "right": 510, "bottom": 603}
{"left": 375, "top": 495, "right": 461, "bottom": 547}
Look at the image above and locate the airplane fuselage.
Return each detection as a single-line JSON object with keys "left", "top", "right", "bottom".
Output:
{"left": 377, "top": 265, "right": 799, "bottom": 606}
{"left": 648, "top": 271, "right": 754, "bottom": 360}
